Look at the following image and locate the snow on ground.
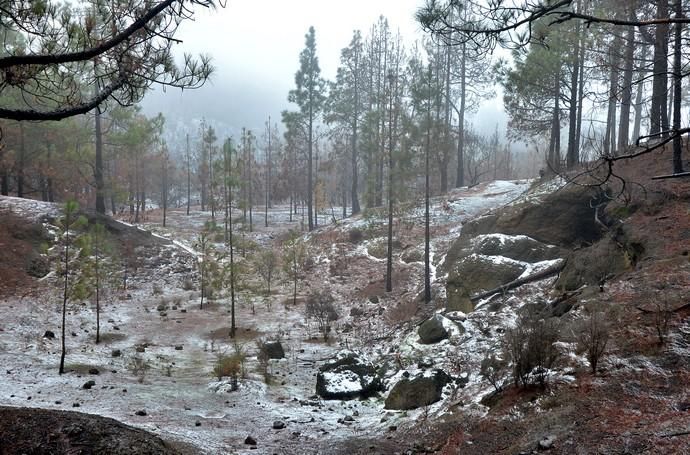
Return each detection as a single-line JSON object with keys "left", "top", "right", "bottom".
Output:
{"left": 0, "top": 180, "right": 559, "bottom": 454}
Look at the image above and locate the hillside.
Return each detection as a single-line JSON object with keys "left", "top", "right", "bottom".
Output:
{"left": 0, "top": 161, "right": 689, "bottom": 454}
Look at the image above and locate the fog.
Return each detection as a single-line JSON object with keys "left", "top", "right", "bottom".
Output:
{"left": 141, "top": 0, "right": 508, "bottom": 143}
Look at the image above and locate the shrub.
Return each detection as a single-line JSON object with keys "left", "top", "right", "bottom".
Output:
{"left": 348, "top": 228, "right": 364, "bottom": 243}
{"left": 480, "top": 355, "right": 507, "bottom": 392}
{"left": 305, "top": 290, "right": 339, "bottom": 342}
{"left": 576, "top": 311, "right": 609, "bottom": 374}
{"left": 504, "top": 309, "right": 561, "bottom": 388}
{"left": 213, "top": 345, "right": 246, "bottom": 390}
{"left": 181, "top": 277, "right": 194, "bottom": 291}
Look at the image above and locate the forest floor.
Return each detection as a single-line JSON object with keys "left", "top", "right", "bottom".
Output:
{"left": 0, "top": 180, "right": 533, "bottom": 454}
{"left": 1, "top": 157, "right": 689, "bottom": 454}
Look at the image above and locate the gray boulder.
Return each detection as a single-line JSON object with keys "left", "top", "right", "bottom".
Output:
{"left": 260, "top": 341, "right": 285, "bottom": 360}
{"left": 384, "top": 369, "right": 452, "bottom": 410}
{"left": 418, "top": 315, "right": 449, "bottom": 344}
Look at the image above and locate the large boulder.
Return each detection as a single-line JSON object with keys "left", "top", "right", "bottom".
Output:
{"left": 384, "top": 369, "right": 452, "bottom": 410}
{"left": 316, "top": 352, "right": 382, "bottom": 400}
{"left": 469, "top": 234, "right": 562, "bottom": 263}
{"left": 446, "top": 254, "right": 526, "bottom": 313}
{"left": 418, "top": 315, "right": 449, "bottom": 344}
{"left": 259, "top": 341, "right": 285, "bottom": 360}
{"left": 459, "top": 184, "right": 602, "bottom": 248}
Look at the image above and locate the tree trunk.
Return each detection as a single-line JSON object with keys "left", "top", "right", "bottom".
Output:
{"left": 548, "top": 69, "right": 561, "bottom": 171}
{"left": 672, "top": 0, "right": 684, "bottom": 173}
{"left": 186, "top": 134, "right": 191, "bottom": 216}
{"left": 95, "top": 106, "right": 106, "bottom": 214}
{"left": 618, "top": 16, "right": 636, "bottom": 151}
{"left": 650, "top": 0, "right": 670, "bottom": 137}
{"left": 17, "top": 122, "right": 24, "bottom": 198}
{"left": 567, "top": 15, "right": 581, "bottom": 169}
{"left": 456, "top": 43, "right": 467, "bottom": 187}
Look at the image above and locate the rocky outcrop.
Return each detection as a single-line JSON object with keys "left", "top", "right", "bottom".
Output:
{"left": 384, "top": 369, "right": 452, "bottom": 410}
{"left": 418, "top": 315, "right": 449, "bottom": 344}
{"left": 0, "top": 406, "right": 189, "bottom": 455}
{"left": 316, "top": 352, "right": 382, "bottom": 400}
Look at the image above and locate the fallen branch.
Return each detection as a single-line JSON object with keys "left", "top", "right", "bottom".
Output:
{"left": 660, "top": 429, "right": 690, "bottom": 438}
{"left": 470, "top": 260, "right": 566, "bottom": 303}
{"left": 651, "top": 171, "right": 690, "bottom": 180}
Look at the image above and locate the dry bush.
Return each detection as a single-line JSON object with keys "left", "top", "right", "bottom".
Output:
{"left": 480, "top": 355, "right": 507, "bottom": 392}
{"left": 653, "top": 299, "right": 673, "bottom": 345}
{"left": 504, "top": 309, "right": 561, "bottom": 388}
{"left": 305, "top": 290, "right": 339, "bottom": 342}
{"left": 213, "top": 343, "right": 247, "bottom": 389}
{"left": 576, "top": 311, "right": 610, "bottom": 374}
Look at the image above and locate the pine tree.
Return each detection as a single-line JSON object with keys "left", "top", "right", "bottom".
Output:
{"left": 287, "top": 26, "right": 327, "bottom": 231}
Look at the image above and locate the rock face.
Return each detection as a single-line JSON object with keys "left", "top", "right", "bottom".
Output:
{"left": 384, "top": 369, "right": 452, "bottom": 410}
{"left": 418, "top": 315, "right": 449, "bottom": 344}
{"left": 0, "top": 406, "right": 184, "bottom": 454}
{"left": 316, "top": 352, "right": 382, "bottom": 400}
{"left": 260, "top": 341, "right": 285, "bottom": 360}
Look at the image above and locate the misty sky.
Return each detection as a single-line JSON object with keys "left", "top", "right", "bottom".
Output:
{"left": 141, "top": 0, "right": 506, "bottom": 142}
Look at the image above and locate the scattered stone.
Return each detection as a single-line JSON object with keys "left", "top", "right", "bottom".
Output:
{"left": 55, "top": 401, "right": 61, "bottom": 405}
{"left": 71, "top": 332, "right": 77, "bottom": 337}
{"left": 135, "top": 410, "right": 147, "bottom": 416}
{"left": 538, "top": 435, "right": 556, "bottom": 450}
{"left": 135, "top": 346, "right": 146, "bottom": 353}
{"left": 244, "top": 436, "right": 257, "bottom": 445}
{"left": 272, "top": 420, "right": 286, "bottom": 430}
{"left": 180, "top": 309, "right": 187, "bottom": 313}
{"left": 388, "top": 425, "right": 397, "bottom": 432}
{"left": 82, "top": 380, "right": 96, "bottom": 390}
{"left": 72, "top": 403, "right": 80, "bottom": 408}
{"left": 350, "top": 307, "right": 364, "bottom": 317}
{"left": 174, "top": 345, "right": 183, "bottom": 351}
{"left": 343, "top": 415, "right": 354, "bottom": 422}
{"left": 111, "top": 349, "right": 121, "bottom": 357}
{"left": 159, "top": 312, "right": 167, "bottom": 317}
{"left": 195, "top": 421, "right": 201, "bottom": 427}
{"left": 88, "top": 368, "right": 99, "bottom": 375}
{"left": 43, "top": 330, "right": 55, "bottom": 339}
{"left": 368, "top": 295, "right": 379, "bottom": 304}
{"left": 113, "top": 326, "right": 120, "bottom": 331}
{"left": 418, "top": 315, "right": 449, "bottom": 344}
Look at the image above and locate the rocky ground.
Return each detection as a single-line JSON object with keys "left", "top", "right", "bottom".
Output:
{"left": 0, "top": 156, "right": 689, "bottom": 454}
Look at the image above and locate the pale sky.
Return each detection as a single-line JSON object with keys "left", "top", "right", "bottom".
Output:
{"left": 141, "top": 0, "right": 506, "bottom": 142}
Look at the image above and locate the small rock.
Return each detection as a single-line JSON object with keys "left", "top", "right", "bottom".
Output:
{"left": 160, "top": 312, "right": 167, "bottom": 317}
{"left": 72, "top": 403, "right": 80, "bottom": 408}
{"left": 113, "top": 326, "right": 120, "bottom": 331}
{"left": 343, "top": 415, "right": 355, "bottom": 422}
{"left": 180, "top": 309, "right": 187, "bottom": 313}
{"left": 369, "top": 295, "right": 379, "bottom": 304}
{"left": 43, "top": 330, "right": 55, "bottom": 339}
{"left": 388, "top": 425, "right": 397, "bottom": 432}
{"left": 136, "top": 346, "right": 145, "bottom": 353}
{"left": 195, "top": 421, "right": 201, "bottom": 427}
{"left": 82, "top": 380, "right": 96, "bottom": 390}
{"left": 71, "top": 332, "right": 77, "bottom": 337}
{"left": 175, "top": 345, "right": 183, "bottom": 351}
{"left": 244, "top": 436, "right": 257, "bottom": 445}
{"left": 55, "top": 401, "right": 62, "bottom": 405}
{"left": 111, "top": 349, "right": 121, "bottom": 357}
{"left": 350, "top": 307, "right": 364, "bottom": 317}
{"left": 272, "top": 420, "right": 286, "bottom": 430}
{"left": 538, "top": 435, "right": 556, "bottom": 450}
{"left": 135, "top": 410, "right": 147, "bottom": 416}
{"left": 88, "top": 368, "right": 99, "bottom": 375}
